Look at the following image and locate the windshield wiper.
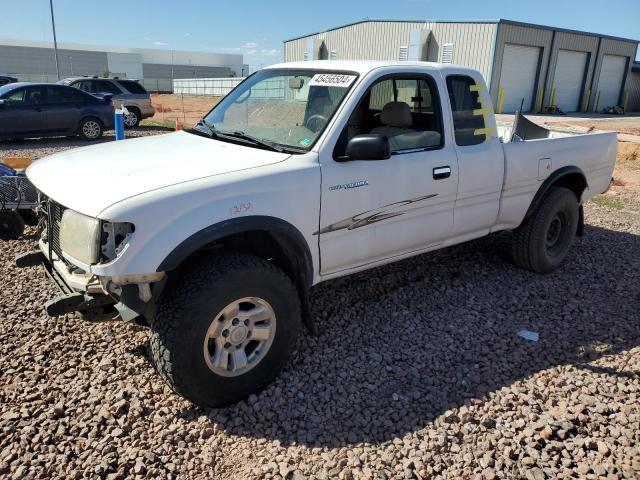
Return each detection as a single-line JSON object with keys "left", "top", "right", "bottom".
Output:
{"left": 221, "top": 130, "right": 286, "bottom": 153}
{"left": 194, "top": 119, "right": 217, "bottom": 137}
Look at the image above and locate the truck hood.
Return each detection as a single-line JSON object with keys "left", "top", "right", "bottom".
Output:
{"left": 27, "top": 131, "right": 290, "bottom": 217}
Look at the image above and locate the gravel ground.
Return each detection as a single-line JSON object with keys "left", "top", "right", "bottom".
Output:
{"left": 0, "top": 197, "right": 638, "bottom": 479}
{"left": 0, "top": 127, "right": 172, "bottom": 160}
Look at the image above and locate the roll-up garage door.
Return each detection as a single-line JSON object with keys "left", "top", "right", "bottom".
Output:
{"left": 499, "top": 44, "right": 540, "bottom": 112}
{"left": 597, "top": 55, "right": 627, "bottom": 109}
{"left": 553, "top": 50, "right": 588, "bottom": 112}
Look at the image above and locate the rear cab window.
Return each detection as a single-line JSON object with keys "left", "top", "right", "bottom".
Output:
{"left": 446, "top": 75, "right": 492, "bottom": 146}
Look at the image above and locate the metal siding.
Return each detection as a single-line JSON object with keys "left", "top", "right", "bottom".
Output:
{"left": 0, "top": 45, "right": 108, "bottom": 79}
{"left": 429, "top": 23, "right": 496, "bottom": 80}
{"left": 491, "top": 23, "right": 553, "bottom": 109}
{"left": 142, "top": 63, "right": 232, "bottom": 79}
{"left": 284, "top": 21, "right": 496, "bottom": 81}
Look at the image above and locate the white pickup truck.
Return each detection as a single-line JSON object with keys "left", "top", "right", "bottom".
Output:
{"left": 18, "top": 61, "right": 616, "bottom": 406}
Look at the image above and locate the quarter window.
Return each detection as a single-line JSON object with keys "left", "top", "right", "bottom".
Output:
{"left": 446, "top": 75, "right": 488, "bottom": 146}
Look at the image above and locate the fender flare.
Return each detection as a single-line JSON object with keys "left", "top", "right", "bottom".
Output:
{"left": 156, "top": 215, "right": 314, "bottom": 290}
{"left": 523, "top": 165, "right": 588, "bottom": 222}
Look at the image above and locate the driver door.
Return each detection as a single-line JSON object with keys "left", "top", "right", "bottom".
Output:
{"left": 318, "top": 72, "right": 459, "bottom": 275}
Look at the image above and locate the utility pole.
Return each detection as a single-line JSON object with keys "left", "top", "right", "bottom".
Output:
{"left": 49, "top": 0, "right": 61, "bottom": 80}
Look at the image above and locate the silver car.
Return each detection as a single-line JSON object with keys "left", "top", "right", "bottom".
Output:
{"left": 58, "top": 77, "right": 155, "bottom": 127}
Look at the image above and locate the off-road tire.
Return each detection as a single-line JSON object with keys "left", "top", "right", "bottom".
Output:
{"left": 150, "top": 253, "right": 301, "bottom": 407}
{"left": 0, "top": 209, "right": 25, "bottom": 240}
{"left": 512, "top": 186, "right": 579, "bottom": 273}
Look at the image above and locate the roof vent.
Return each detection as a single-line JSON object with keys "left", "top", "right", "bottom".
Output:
{"left": 398, "top": 46, "right": 409, "bottom": 62}
{"left": 442, "top": 43, "right": 454, "bottom": 63}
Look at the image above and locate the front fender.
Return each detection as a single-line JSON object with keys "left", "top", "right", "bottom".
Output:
{"left": 157, "top": 215, "right": 313, "bottom": 288}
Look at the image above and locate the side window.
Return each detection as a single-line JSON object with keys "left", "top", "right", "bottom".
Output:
{"left": 3, "top": 89, "right": 26, "bottom": 105}
{"left": 75, "top": 81, "right": 92, "bottom": 93}
{"left": 95, "top": 81, "right": 122, "bottom": 95}
{"left": 67, "top": 88, "right": 92, "bottom": 102}
{"left": 335, "top": 75, "right": 443, "bottom": 158}
{"left": 23, "top": 87, "right": 46, "bottom": 105}
{"left": 446, "top": 75, "right": 487, "bottom": 146}
{"left": 45, "top": 86, "right": 73, "bottom": 104}
{"left": 116, "top": 80, "right": 147, "bottom": 94}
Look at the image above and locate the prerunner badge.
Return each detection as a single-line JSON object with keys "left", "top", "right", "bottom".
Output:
{"left": 308, "top": 74, "right": 357, "bottom": 88}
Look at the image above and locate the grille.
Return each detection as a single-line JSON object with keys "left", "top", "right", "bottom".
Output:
{"left": 47, "top": 199, "right": 67, "bottom": 262}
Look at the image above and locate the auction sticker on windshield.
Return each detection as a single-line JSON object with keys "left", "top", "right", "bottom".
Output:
{"left": 309, "top": 74, "right": 357, "bottom": 88}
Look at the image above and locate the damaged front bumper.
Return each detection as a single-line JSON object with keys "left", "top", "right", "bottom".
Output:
{"left": 16, "top": 245, "right": 165, "bottom": 322}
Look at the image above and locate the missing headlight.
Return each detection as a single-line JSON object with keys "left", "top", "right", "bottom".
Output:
{"left": 101, "top": 222, "right": 135, "bottom": 261}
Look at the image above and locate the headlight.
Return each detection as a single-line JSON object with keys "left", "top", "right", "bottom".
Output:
{"left": 60, "top": 209, "right": 101, "bottom": 265}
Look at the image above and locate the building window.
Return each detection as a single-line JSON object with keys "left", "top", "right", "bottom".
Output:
{"left": 329, "top": 50, "right": 337, "bottom": 60}
{"left": 441, "top": 43, "right": 454, "bottom": 64}
{"left": 398, "top": 46, "right": 409, "bottom": 62}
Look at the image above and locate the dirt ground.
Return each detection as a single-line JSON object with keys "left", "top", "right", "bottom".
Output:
{"left": 546, "top": 118, "right": 640, "bottom": 137}
{"left": 149, "top": 94, "right": 222, "bottom": 127}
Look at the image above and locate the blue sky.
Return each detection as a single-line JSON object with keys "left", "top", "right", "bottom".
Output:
{"left": 1, "top": 0, "right": 638, "bottom": 67}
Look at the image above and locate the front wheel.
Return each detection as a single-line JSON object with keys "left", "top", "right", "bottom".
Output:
{"left": 512, "top": 186, "right": 579, "bottom": 273}
{"left": 150, "top": 254, "right": 301, "bottom": 407}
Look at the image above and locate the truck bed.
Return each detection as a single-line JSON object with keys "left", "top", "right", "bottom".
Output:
{"left": 493, "top": 121, "right": 617, "bottom": 231}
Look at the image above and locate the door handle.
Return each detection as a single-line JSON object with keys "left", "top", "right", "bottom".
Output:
{"left": 433, "top": 166, "right": 451, "bottom": 180}
{"left": 34, "top": 107, "right": 43, "bottom": 112}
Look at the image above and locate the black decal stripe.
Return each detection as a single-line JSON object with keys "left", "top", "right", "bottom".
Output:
{"left": 315, "top": 194, "right": 438, "bottom": 235}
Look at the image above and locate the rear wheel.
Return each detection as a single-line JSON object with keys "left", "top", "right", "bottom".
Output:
{"left": 150, "top": 253, "right": 301, "bottom": 407}
{"left": 512, "top": 187, "right": 579, "bottom": 273}
{"left": 79, "top": 117, "right": 103, "bottom": 140}
{"left": 124, "top": 108, "right": 140, "bottom": 128}
{"left": 0, "top": 210, "right": 25, "bottom": 240}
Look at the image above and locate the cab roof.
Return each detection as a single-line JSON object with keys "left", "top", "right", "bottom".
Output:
{"left": 264, "top": 60, "right": 480, "bottom": 77}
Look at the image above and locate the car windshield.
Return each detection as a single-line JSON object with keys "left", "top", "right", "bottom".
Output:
{"left": 201, "top": 69, "right": 358, "bottom": 151}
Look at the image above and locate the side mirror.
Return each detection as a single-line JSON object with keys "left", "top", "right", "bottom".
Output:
{"left": 340, "top": 134, "right": 391, "bottom": 161}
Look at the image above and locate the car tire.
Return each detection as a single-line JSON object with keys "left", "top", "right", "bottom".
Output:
{"left": 79, "top": 117, "right": 104, "bottom": 140}
{"left": 512, "top": 186, "right": 579, "bottom": 273}
{"left": 124, "top": 108, "right": 140, "bottom": 128}
{"left": 0, "top": 210, "right": 25, "bottom": 240}
{"left": 150, "top": 253, "right": 301, "bottom": 407}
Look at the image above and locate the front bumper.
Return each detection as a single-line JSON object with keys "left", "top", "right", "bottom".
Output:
{"left": 15, "top": 250, "right": 118, "bottom": 320}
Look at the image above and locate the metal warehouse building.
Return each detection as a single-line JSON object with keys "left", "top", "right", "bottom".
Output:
{"left": 284, "top": 19, "right": 639, "bottom": 113}
{"left": 0, "top": 38, "right": 247, "bottom": 92}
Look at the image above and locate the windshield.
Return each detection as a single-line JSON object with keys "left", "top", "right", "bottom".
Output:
{"left": 201, "top": 69, "right": 358, "bottom": 151}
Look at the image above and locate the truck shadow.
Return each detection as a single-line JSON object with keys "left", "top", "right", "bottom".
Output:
{"left": 177, "top": 224, "right": 640, "bottom": 447}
